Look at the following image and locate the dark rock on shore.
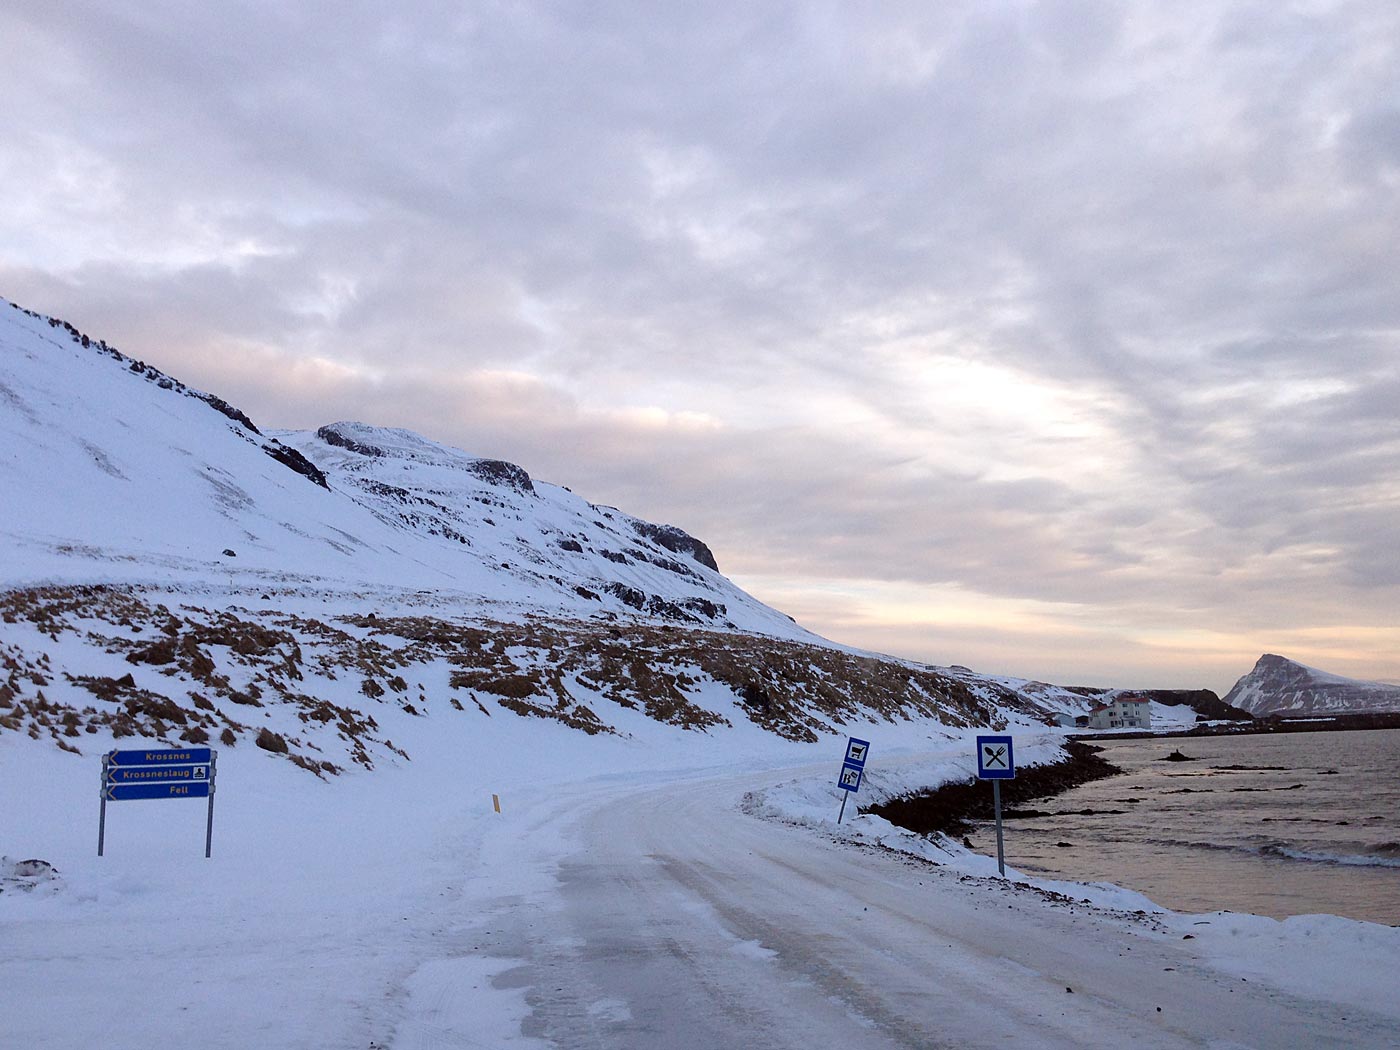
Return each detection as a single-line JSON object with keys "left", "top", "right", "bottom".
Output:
{"left": 868, "top": 741, "right": 1123, "bottom": 837}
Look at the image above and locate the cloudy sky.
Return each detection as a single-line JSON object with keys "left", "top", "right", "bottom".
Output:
{"left": 3, "top": 1, "right": 1397, "bottom": 693}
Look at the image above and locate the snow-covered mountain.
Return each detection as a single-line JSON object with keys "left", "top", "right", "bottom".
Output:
{"left": 1222, "top": 654, "right": 1400, "bottom": 716}
{"left": 1, "top": 296, "right": 1075, "bottom": 768}
{"left": 0, "top": 299, "right": 803, "bottom": 638}
{"left": 8, "top": 306, "right": 1398, "bottom": 1050}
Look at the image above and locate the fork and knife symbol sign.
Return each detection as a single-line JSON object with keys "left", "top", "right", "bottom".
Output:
{"left": 983, "top": 744, "right": 1008, "bottom": 768}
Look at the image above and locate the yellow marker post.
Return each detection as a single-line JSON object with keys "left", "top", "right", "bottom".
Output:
{"left": 492, "top": 793, "right": 501, "bottom": 814}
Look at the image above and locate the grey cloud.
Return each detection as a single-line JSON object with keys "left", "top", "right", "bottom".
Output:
{"left": 4, "top": 0, "right": 1400, "bottom": 686}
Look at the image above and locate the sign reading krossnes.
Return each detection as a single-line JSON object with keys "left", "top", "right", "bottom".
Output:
{"left": 99, "top": 747, "right": 218, "bottom": 857}
{"left": 106, "top": 747, "right": 212, "bottom": 766}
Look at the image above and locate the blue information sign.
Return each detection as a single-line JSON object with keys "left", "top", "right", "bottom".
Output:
{"left": 107, "top": 747, "right": 212, "bottom": 767}
{"left": 835, "top": 737, "right": 872, "bottom": 820}
{"left": 976, "top": 735, "right": 1015, "bottom": 779}
{"left": 104, "top": 782, "right": 212, "bottom": 802}
{"left": 98, "top": 747, "right": 219, "bottom": 858}
{"left": 844, "top": 737, "right": 871, "bottom": 768}
{"left": 106, "top": 763, "right": 210, "bottom": 785}
{"left": 836, "top": 736, "right": 872, "bottom": 796}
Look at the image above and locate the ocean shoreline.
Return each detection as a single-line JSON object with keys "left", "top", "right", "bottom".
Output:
{"left": 866, "top": 739, "right": 1123, "bottom": 836}
{"left": 927, "top": 729, "right": 1400, "bottom": 927}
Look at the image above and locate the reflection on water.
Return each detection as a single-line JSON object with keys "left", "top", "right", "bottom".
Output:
{"left": 965, "top": 728, "right": 1400, "bottom": 925}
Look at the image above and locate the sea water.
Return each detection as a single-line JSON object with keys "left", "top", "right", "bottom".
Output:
{"left": 967, "top": 728, "right": 1400, "bottom": 925}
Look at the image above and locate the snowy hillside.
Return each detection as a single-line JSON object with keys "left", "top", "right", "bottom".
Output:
{"left": 1223, "top": 653, "right": 1400, "bottom": 716}
{"left": 0, "top": 299, "right": 804, "bottom": 638}
{"left": 0, "top": 296, "right": 1065, "bottom": 769}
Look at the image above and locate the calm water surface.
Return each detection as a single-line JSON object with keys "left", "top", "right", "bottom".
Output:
{"left": 966, "top": 728, "right": 1400, "bottom": 925}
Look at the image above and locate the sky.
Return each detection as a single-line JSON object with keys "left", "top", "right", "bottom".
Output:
{"left": 2, "top": 1, "right": 1397, "bottom": 694}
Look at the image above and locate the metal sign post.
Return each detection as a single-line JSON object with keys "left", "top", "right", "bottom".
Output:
{"left": 975, "top": 734, "right": 1015, "bottom": 876}
{"left": 992, "top": 781, "right": 1005, "bottom": 877}
{"left": 97, "top": 747, "right": 218, "bottom": 857}
{"left": 204, "top": 751, "right": 217, "bottom": 859}
{"left": 97, "top": 753, "right": 109, "bottom": 857}
{"left": 836, "top": 737, "right": 871, "bottom": 824}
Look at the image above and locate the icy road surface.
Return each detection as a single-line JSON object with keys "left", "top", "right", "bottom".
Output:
{"left": 397, "top": 763, "right": 1396, "bottom": 1049}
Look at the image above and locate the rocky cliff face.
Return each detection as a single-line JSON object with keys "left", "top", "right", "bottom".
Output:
{"left": 1223, "top": 654, "right": 1400, "bottom": 716}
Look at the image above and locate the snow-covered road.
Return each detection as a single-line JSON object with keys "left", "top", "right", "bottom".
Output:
{"left": 398, "top": 761, "right": 1396, "bottom": 1049}
{"left": 7, "top": 724, "right": 1399, "bottom": 1049}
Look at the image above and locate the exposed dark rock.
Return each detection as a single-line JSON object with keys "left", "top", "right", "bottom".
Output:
{"left": 738, "top": 682, "right": 772, "bottom": 711}
{"left": 12, "top": 859, "right": 56, "bottom": 879}
{"left": 683, "top": 598, "right": 725, "bottom": 619}
{"left": 255, "top": 728, "right": 288, "bottom": 753}
{"left": 468, "top": 458, "right": 534, "bottom": 494}
{"left": 629, "top": 520, "right": 720, "bottom": 572}
{"left": 198, "top": 394, "right": 261, "bottom": 435}
{"left": 604, "top": 582, "right": 646, "bottom": 610}
{"left": 262, "top": 441, "right": 329, "bottom": 488}
{"left": 315, "top": 424, "right": 384, "bottom": 456}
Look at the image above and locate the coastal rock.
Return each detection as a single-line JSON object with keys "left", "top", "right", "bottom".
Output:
{"left": 870, "top": 741, "right": 1122, "bottom": 836}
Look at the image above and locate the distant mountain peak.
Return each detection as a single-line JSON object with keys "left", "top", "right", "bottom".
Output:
{"left": 1223, "top": 654, "right": 1400, "bottom": 716}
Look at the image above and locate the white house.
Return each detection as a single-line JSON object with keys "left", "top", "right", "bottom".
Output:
{"left": 1086, "top": 696, "right": 1152, "bottom": 729}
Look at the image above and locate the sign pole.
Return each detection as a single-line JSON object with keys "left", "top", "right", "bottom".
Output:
{"left": 204, "top": 751, "right": 217, "bottom": 859}
{"left": 975, "top": 734, "right": 1015, "bottom": 879}
{"left": 837, "top": 792, "right": 848, "bottom": 824}
{"left": 993, "top": 779, "right": 1005, "bottom": 877}
{"left": 97, "top": 756, "right": 108, "bottom": 857}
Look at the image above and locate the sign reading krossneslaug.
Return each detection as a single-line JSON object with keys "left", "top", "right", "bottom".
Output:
{"left": 99, "top": 747, "right": 218, "bottom": 858}
{"left": 836, "top": 736, "right": 871, "bottom": 824}
{"left": 974, "top": 734, "right": 1015, "bottom": 876}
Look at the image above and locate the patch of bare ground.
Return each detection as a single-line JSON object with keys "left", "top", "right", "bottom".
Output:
{"left": 1, "top": 587, "right": 1047, "bottom": 772}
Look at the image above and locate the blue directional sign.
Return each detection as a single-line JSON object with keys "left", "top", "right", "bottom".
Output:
{"left": 104, "top": 782, "right": 212, "bottom": 802}
{"left": 107, "top": 747, "right": 212, "bottom": 767}
{"left": 106, "top": 763, "right": 210, "bottom": 785}
{"left": 844, "top": 737, "right": 871, "bottom": 768}
{"left": 98, "top": 747, "right": 220, "bottom": 858}
{"left": 976, "top": 735, "right": 1015, "bottom": 779}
